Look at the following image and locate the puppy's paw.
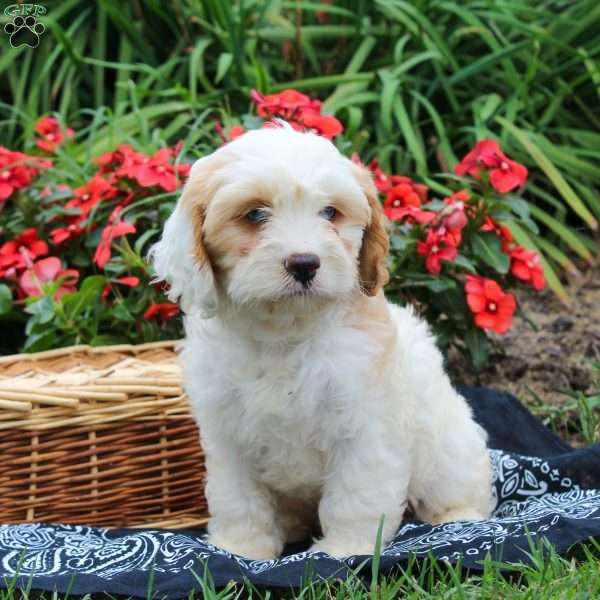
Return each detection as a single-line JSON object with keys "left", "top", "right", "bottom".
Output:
{"left": 430, "top": 507, "right": 487, "bottom": 524}
{"left": 309, "top": 537, "right": 375, "bottom": 558}
{"left": 207, "top": 531, "right": 283, "bottom": 560}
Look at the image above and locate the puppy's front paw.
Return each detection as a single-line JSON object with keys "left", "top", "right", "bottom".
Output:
{"left": 309, "top": 537, "right": 376, "bottom": 558}
{"left": 430, "top": 507, "right": 487, "bottom": 524}
{"left": 208, "top": 531, "right": 283, "bottom": 560}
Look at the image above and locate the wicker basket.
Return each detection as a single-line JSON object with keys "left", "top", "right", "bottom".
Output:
{"left": 0, "top": 341, "right": 208, "bottom": 529}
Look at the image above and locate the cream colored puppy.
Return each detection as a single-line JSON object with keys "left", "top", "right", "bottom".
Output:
{"left": 151, "top": 125, "right": 493, "bottom": 560}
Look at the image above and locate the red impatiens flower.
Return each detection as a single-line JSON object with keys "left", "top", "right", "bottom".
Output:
{"left": 298, "top": 112, "right": 344, "bottom": 139}
{"left": 0, "top": 147, "right": 50, "bottom": 203}
{"left": 455, "top": 139, "right": 528, "bottom": 193}
{"left": 93, "top": 207, "right": 136, "bottom": 268}
{"left": 67, "top": 175, "right": 119, "bottom": 218}
{"left": 465, "top": 275, "right": 516, "bottom": 334}
{"left": 384, "top": 177, "right": 429, "bottom": 219}
{"left": 97, "top": 144, "right": 190, "bottom": 191}
{"left": 251, "top": 88, "right": 343, "bottom": 140}
{"left": 416, "top": 229, "right": 459, "bottom": 275}
{"left": 441, "top": 192, "right": 469, "bottom": 232}
{"left": 50, "top": 222, "right": 87, "bottom": 245}
{"left": 101, "top": 275, "right": 140, "bottom": 300}
{"left": 19, "top": 256, "right": 79, "bottom": 300}
{"left": 481, "top": 216, "right": 513, "bottom": 251}
{"left": 0, "top": 228, "right": 48, "bottom": 278}
{"left": 510, "top": 246, "right": 545, "bottom": 290}
{"left": 251, "top": 89, "right": 321, "bottom": 119}
{"left": 143, "top": 302, "right": 179, "bottom": 320}
{"left": 366, "top": 160, "right": 392, "bottom": 193}
{"left": 34, "top": 116, "right": 74, "bottom": 153}
{"left": 215, "top": 122, "right": 246, "bottom": 143}
{"left": 387, "top": 205, "right": 436, "bottom": 225}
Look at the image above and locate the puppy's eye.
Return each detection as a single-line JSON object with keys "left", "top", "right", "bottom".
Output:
{"left": 245, "top": 208, "right": 269, "bottom": 223}
{"left": 319, "top": 206, "right": 338, "bottom": 221}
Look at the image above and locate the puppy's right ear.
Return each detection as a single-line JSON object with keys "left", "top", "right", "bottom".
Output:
{"left": 149, "top": 156, "right": 219, "bottom": 318}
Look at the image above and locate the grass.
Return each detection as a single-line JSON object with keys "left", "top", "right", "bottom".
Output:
{"left": 525, "top": 359, "right": 600, "bottom": 445}
{"left": 2, "top": 538, "right": 600, "bottom": 599}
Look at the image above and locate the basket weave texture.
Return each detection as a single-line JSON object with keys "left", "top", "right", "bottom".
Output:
{"left": 0, "top": 341, "right": 208, "bottom": 529}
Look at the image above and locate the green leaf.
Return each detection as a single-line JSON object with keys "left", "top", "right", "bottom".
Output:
{"left": 470, "top": 232, "right": 510, "bottom": 274}
{"left": 452, "top": 255, "right": 477, "bottom": 274}
{"left": 61, "top": 275, "right": 107, "bottom": 319}
{"left": 90, "top": 334, "right": 130, "bottom": 346}
{"left": 464, "top": 327, "right": 489, "bottom": 371}
{"left": 0, "top": 284, "right": 12, "bottom": 315}
{"left": 24, "top": 330, "right": 57, "bottom": 353}
{"left": 215, "top": 53, "right": 233, "bottom": 84}
{"left": 24, "top": 296, "right": 56, "bottom": 324}
{"left": 398, "top": 274, "right": 456, "bottom": 293}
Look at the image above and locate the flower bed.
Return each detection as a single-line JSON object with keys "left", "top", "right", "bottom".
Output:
{"left": 0, "top": 92, "right": 545, "bottom": 366}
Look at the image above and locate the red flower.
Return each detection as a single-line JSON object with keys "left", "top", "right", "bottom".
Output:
{"left": 366, "top": 160, "right": 393, "bottom": 193}
{"left": 19, "top": 257, "right": 79, "bottom": 300}
{"left": 93, "top": 207, "right": 136, "bottom": 268}
{"left": 455, "top": 139, "right": 528, "bottom": 193}
{"left": 132, "top": 148, "right": 189, "bottom": 192}
{"left": 481, "top": 216, "right": 513, "bottom": 252}
{"left": 510, "top": 246, "right": 545, "bottom": 290}
{"left": 0, "top": 147, "right": 50, "bottom": 203}
{"left": 143, "top": 302, "right": 179, "bottom": 320}
{"left": 0, "top": 228, "right": 48, "bottom": 278}
{"left": 229, "top": 125, "right": 246, "bottom": 140}
{"left": 441, "top": 193, "right": 469, "bottom": 232}
{"left": 384, "top": 177, "right": 429, "bottom": 219}
{"left": 416, "top": 229, "right": 459, "bottom": 275}
{"left": 97, "top": 144, "right": 190, "bottom": 190}
{"left": 34, "top": 116, "right": 74, "bottom": 153}
{"left": 215, "top": 123, "right": 246, "bottom": 143}
{"left": 68, "top": 175, "right": 118, "bottom": 218}
{"left": 101, "top": 275, "right": 140, "bottom": 300}
{"left": 251, "top": 88, "right": 343, "bottom": 139}
{"left": 50, "top": 222, "right": 88, "bottom": 245}
{"left": 465, "top": 275, "right": 516, "bottom": 334}
{"left": 116, "top": 276, "right": 139, "bottom": 287}
{"left": 387, "top": 205, "right": 436, "bottom": 225}
{"left": 251, "top": 89, "right": 321, "bottom": 119}
{"left": 297, "top": 112, "right": 343, "bottom": 140}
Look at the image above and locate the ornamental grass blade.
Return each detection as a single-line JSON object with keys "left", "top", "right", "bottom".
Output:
{"left": 528, "top": 205, "right": 593, "bottom": 263}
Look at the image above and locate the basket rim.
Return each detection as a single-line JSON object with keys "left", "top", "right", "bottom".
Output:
{"left": 0, "top": 339, "right": 182, "bottom": 365}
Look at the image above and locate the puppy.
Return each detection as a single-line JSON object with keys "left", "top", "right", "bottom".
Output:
{"left": 151, "top": 125, "right": 493, "bottom": 560}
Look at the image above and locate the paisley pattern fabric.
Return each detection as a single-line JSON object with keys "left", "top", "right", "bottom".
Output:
{"left": 1, "top": 387, "right": 599, "bottom": 598}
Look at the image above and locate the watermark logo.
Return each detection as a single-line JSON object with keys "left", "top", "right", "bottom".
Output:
{"left": 4, "top": 4, "right": 46, "bottom": 48}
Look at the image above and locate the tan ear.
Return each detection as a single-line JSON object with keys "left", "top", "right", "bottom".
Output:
{"left": 150, "top": 155, "right": 222, "bottom": 317}
{"left": 352, "top": 164, "right": 390, "bottom": 296}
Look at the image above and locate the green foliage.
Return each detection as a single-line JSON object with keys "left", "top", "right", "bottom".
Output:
{"left": 0, "top": 0, "right": 598, "bottom": 358}
{"left": 1, "top": 1, "right": 598, "bottom": 256}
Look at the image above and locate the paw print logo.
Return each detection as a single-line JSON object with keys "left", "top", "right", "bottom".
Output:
{"left": 4, "top": 15, "right": 45, "bottom": 48}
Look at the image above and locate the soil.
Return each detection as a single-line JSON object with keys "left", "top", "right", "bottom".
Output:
{"left": 448, "top": 265, "right": 600, "bottom": 409}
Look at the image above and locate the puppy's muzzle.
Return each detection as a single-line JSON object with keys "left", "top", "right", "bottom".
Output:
{"left": 284, "top": 253, "right": 321, "bottom": 285}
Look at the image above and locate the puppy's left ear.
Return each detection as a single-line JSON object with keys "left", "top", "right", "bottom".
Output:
{"left": 351, "top": 163, "right": 390, "bottom": 296}
{"left": 149, "top": 155, "right": 220, "bottom": 317}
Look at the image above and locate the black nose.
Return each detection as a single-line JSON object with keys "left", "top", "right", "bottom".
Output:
{"left": 284, "top": 253, "right": 321, "bottom": 284}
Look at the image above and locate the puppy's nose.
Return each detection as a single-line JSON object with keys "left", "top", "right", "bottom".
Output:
{"left": 284, "top": 253, "right": 321, "bottom": 284}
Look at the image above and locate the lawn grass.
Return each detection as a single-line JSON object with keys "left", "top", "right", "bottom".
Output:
{"left": 2, "top": 539, "right": 600, "bottom": 599}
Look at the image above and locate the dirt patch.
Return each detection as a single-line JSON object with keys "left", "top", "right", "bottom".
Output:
{"left": 448, "top": 265, "right": 600, "bottom": 407}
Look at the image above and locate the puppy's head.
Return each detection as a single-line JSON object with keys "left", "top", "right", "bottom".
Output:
{"left": 150, "top": 125, "right": 389, "bottom": 317}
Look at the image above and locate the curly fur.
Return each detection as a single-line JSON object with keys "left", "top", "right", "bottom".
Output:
{"left": 150, "top": 125, "right": 493, "bottom": 559}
